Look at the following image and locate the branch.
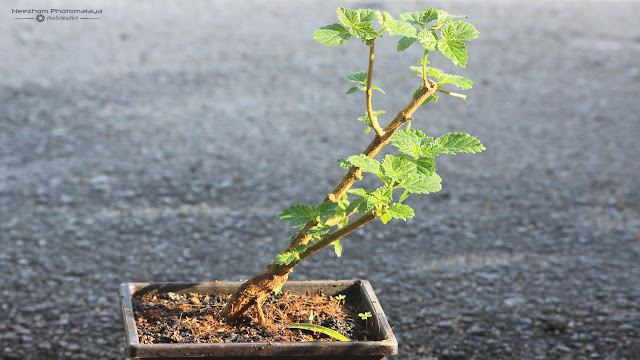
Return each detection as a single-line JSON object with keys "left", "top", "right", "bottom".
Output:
{"left": 366, "top": 39, "right": 384, "bottom": 137}
{"left": 436, "top": 88, "right": 467, "bottom": 100}
{"left": 284, "top": 80, "right": 438, "bottom": 251}
{"left": 299, "top": 210, "right": 379, "bottom": 261}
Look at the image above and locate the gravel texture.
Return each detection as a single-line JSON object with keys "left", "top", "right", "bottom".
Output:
{"left": 1, "top": 1, "right": 639, "bottom": 359}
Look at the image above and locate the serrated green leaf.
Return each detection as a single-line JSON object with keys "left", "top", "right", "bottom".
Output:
{"left": 406, "top": 156, "right": 436, "bottom": 176}
{"left": 312, "top": 202, "right": 340, "bottom": 222}
{"left": 400, "top": 173, "right": 442, "bottom": 194}
{"left": 346, "top": 86, "right": 362, "bottom": 95}
{"left": 438, "top": 39, "right": 468, "bottom": 67}
{"left": 389, "top": 20, "right": 417, "bottom": 37}
{"left": 332, "top": 240, "right": 342, "bottom": 257}
{"left": 381, "top": 154, "right": 412, "bottom": 182}
{"left": 278, "top": 204, "right": 313, "bottom": 227}
{"left": 345, "top": 197, "right": 368, "bottom": 214}
{"left": 286, "top": 323, "right": 350, "bottom": 342}
{"left": 391, "top": 129, "right": 437, "bottom": 159}
{"left": 400, "top": 9, "right": 439, "bottom": 26}
{"left": 275, "top": 244, "right": 307, "bottom": 265}
{"left": 397, "top": 36, "right": 417, "bottom": 52}
{"left": 379, "top": 12, "right": 416, "bottom": 37}
{"left": 386, "top": 203, "right": 415, "bottom": 221}
{"left": 425, "top": 67, "right": 444, "bottom": 81}
{"left": 440, "top": 74, "right": 472, "bottom": 90}
{"left": 358, "top": 9, "right": 379, "bottom": 22}
{"left": 345, "top": 72, "right": 368, "bottom": 86}
{"left": 348, "top": 186, "right": 393, "bottom": 211}
{"left": 436, "top": 9, "right": 452, "bottom": 26}
{"left": 337, "top": 7, "right": 359, "bottom": 27}
{"left": 443, "top": 21, "right": 478, "bottom": 41}
{"left": 348, "top": 188, "right": 371, "bottom": 197}
{"left": 347, "top": 154, "right": 382, "bottom": 175}
{"left": 350, "top": 21, "right": 378, "bottom": 40}
{"left": 337, "top": 158, "right": 352, "bottom": 169}
{"left": 308, "top": 224, "right": 332, "bottom": 239}
{"left": 371, "top": 86, "right": 385, "bottom": 94}
{"left": 410, "top": 66, "right": 423, "bottom": 75}
{"left": 379, "top": 212, "right": 392, "bottom": 224}
{"left": 417, "top": 29, "right": 439, "bottom": 50}
{"left": 314, "top": 24, "right": 351, "bottom": 47}
{"left": 393, "top": 128, "right": 427, "bottom": 142}
{"left": 435, "top": 132, "right": 485, "bottom": 154}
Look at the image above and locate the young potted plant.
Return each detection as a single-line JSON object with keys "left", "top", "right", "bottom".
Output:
{"left": 120, "top": 6, "right": 484, "bottom": 359}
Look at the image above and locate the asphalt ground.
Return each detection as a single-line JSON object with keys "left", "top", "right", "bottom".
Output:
{"left": 1, "top": 1, "right": 639, "bottom": 359}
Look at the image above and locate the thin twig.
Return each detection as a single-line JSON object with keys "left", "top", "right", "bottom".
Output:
{"left": 366, "top": 39, "right": 384, "bottom": 137}
{"left": 437, "top": 88, "right": 467, "bottom": 99}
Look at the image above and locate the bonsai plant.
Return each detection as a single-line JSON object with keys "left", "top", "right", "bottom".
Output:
{"left": 120, "top": 6, "right": 484, "bottom": 359}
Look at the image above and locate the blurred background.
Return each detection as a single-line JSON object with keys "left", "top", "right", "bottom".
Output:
{"left": 1, "top": 1, "right": 639, "bottom": 359}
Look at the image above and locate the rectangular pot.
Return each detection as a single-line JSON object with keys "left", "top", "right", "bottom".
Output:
{"left": 119, "top": 280, "right": 398, "bottom": 359}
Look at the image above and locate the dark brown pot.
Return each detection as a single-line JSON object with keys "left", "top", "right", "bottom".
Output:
{"left": 119, "top": 280, "right": 398, "bottom": 359}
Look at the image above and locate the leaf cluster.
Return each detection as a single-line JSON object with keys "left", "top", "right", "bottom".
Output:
{"left": 275, "top": 6, "right": 485, "bottom": 266}
{"left": 314, "top": 7, "right": 478, "bottom": 68}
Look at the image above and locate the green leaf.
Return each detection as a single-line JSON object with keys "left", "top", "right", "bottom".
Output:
{"left": 381, "top": 154, "right": 412, "bottom": 182}
{"left": 391, "top": 129, "right": 436, "bottom": 159}
{"left": 371, "top": 86, "right": 385, "bottom": 94}
{"left": 443, "top": 21, "right": 478, "bottom": 41}
{"left": 358, "top": 110, "right": 385, "bottom": 133}
{"left": 358, "top": 9, "right": 379, "bottom": 22}
{"left": 346, "top": 86, "right": 362, "bottom": 95}
{"left": 425, "top": 67, "right": 444, "bottom": 81}
{"left": 379, "top": 12, "right": 416, "bottom": 37}
{"left": 348, "top": 186, "right": 393, "bottom": 211}
{"left": 397, "top": 36, "right": 417, "bottom": 51}
{"left": 436, "top": 9, "right": 452, "bottom": 26}
{"left": 278, "top": 204, "right": 313, "bottom": 227}
{"left": 337, "top": 7, "right": 359, "bottom": 27}
{"left": 440, "top": 74, "right": 472, "bottom": 90}
{"left": 417, "top": 29, "right": 439, "bottom": 50}
{"left": 275, "top": 244, "right": 307, "bottom": 265}
{"left": 379, "top": 212, "right": 392, "bottom": 224}
{"left": 406, "top": 156, "right": 436, "bottom": 176}
{"left": 345, "top": 72, "right": 368, "bottom": 86}
{"left": 438, "top": 39, "right": 468, "bottom": 67}
{"left": 332, "top": 240, "right": 342, "bottom": 257}
{"left": 286, "top": 323, "right": 350, "bottom": 342}
{"left": 314, "top": 24, "right": 351, "bottom": 46}
{"left": 345, "top": 197, "right": 368, "bottom": 214}
{"left": 400, "top": 173, "right": 442, "bottom": 194}
{"left": 400, "top": 9, "right": 439, "bottom": 26}
{"left": 390, "top": 20, "right": 417, "bottom": 37}
{"left": 435, "top": 132, "right": 485, "bottom": 154}
{"left": 273, "top": 282, "right": 284, "bottom": 295}
{"left": 308, "top": 224, "right": 331, "bottom": 239}
{"left": 347, "top": 155, "right": 382, "bottom": 175}
{"left": 350, "top": 21, "right": 378, "bottom": 40}
{"left": 312, "top": 201, "right": 340, "bottom": 222}
{"left": 386, "top": 203, "right": 415, "bottom": 221}
{"left": 337, "top": 158, "right": 352, "bottom": 169}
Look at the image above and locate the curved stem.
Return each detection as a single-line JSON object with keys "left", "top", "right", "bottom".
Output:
{"left": 366, "top": 39, "right": 384, "bottom": 137}
{"left": 421, "top": 50, "right": 429, "bottom": 88}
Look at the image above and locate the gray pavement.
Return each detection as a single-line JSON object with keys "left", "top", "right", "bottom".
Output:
{"left": 1, "top": 1, "right": 639, "bottom": 359}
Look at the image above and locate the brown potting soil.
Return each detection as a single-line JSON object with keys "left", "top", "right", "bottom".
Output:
{"left": 132, "top": 289, "right": 370, "bottom": 344}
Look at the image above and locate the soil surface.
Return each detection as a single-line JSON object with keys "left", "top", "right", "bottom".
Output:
{"left": 133, "top": 290, "right": 367, "bottom": 343}
{"left": 1, "top": 1, "right": 639, "bottom": 359}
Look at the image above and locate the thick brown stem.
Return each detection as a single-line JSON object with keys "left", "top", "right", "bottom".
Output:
{"left": 216, "top": 262, "right": 294, "bottom": 324}
{"left": 217, "top": 80, "right": 439, "bottom": 323}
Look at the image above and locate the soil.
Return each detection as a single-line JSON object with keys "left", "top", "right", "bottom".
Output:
{"left": 132, "top": 290, "right": 370, "bottom": 344}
